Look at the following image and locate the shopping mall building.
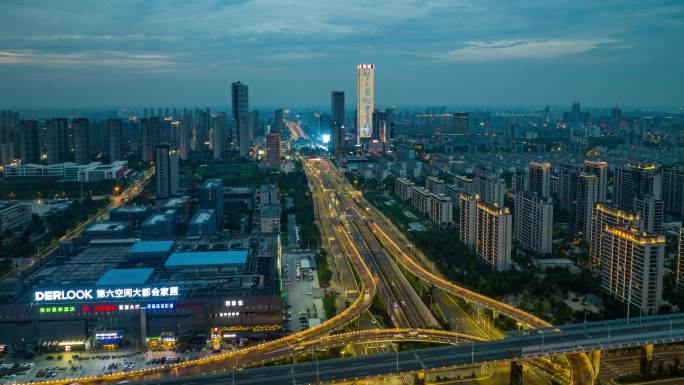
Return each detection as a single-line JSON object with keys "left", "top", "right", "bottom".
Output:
{"left": 0, "top": 236, "right": 283, "bottom": 353}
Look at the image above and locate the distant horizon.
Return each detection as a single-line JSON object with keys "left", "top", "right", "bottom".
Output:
{"left": 1, "top": 1, "right": 683, "bottom": 108}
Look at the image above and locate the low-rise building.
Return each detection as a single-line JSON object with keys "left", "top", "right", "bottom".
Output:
{"left": 0, "top": 202, "right": 31, "bottom": 234}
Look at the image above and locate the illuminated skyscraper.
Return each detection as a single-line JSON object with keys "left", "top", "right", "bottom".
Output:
{"left": 476, "top": 201, "right": 512, "bottom": 271}
{"left": 356, "top": 64, "right": 374, "bottom": 145}
{"left": 265, "top": 131, "right": 281, "bottom": 166}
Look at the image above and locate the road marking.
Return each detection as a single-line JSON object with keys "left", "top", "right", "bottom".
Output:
{"left": 414, "top": 352, "right": 426, "bottom": 369}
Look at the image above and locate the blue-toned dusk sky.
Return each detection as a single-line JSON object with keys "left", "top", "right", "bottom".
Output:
{"left": 1, "top": 0, "right": 683, "bottom": 109}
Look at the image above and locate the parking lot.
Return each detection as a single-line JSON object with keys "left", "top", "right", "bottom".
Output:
{"left": 281, "top": 253, "right": 325, "bottom": 332}
{"left": 0, "top": 349, "right": 210, "bottom": 384}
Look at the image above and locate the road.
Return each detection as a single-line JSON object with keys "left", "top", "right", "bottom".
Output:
{"left": 118, "top": 313, "right": 684, "bottom": 385}
{"left": 315, "top": 157, "right": 594, "bottom": 384}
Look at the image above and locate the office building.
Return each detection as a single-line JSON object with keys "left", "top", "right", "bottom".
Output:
{"left": 474, "top": 165, "right": 505, "bottom": 206}
{"left": 232, "top": 81, "right": 251, "bottom": 156}
{"left": 265, "top": 132, "right": 281, "bottom": 166}
{"left": 46, "top": 118, "right": 69, "bottom": 164}
{"left": 179, "top": 115, "right": 193, "bottom": 160}
{"left": 614, "top": 162, "right": 662, "bottom": 211}
{"left": 331, "top": 91, "right": 345, "bottom": 126}
{"left": 599, "top": 226, "right": 664, "bottom": 315}
{"left": 356, "top": 64, "right": 374, "bottom": 145}
{"left": 476, "top": 200, "right": 512, "bottom": 271}
{"left": 513, "top": 192, "right": 553, "bottom": 254}
{"left": 212, "top": 112, "right": 228, "bottom": 160}
{"left": 663, "top": 166, "right": 684, "bottom": 216}
{"left": 331, "top": 91, "right": 345, "bottom": 154}
{"left": 3, "top": 161, "right": 128, "bottom": 182}
{"left": 188, "top": 209, "right": 217, "bottom": 237}
{"left": 155, "top": 144, "right": 179, "bottom": 200}
{"left": 72, "top": 118, "right": 90, "bottom": 164}
{"left": 571, "top": 172, "right": 598, "bottom": 238}
{"left": 589, "top": 204, "right": 641, "bottom": 268}
{"left": 259, "top": 184, "right": 279, "bottom": 207}
{"left": 634, "top": 194, "right": 664, "bottom": 234}
{"left": 459, "top": 193, "right": 479, "bottom": 247}
{"left": 141, "top": 117, "right": 160, "bottom": 163}
{"left": 429, "top": 193, "right": 453, "bottom": 226}
{"left": 528, "top": 161, "right": 551, "bottom": 198}
{"left": 18, "top": 120, "right": 40, "bottom": 164}
{"left": 394, "top": 178, "right": 414, "bottom": 201}
{"left": 199, "top": 178, "right": 224, "bottom": 229}
{"left": 107, "top": 119, "right": 123, "bottom": 162}
{"left": 584, "top": 160, "right": 608, "bottom": 203}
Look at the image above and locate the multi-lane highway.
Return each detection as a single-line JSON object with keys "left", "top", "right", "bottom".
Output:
{"left": 314, "top": 157, "right": 594, "bottom": 384}
{"left": 142, "top": 313, "right": 684, "bottom": 385}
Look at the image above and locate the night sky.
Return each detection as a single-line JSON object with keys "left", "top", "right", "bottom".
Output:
{"left": 1, "top": 0, "right": 683, "bottom": 108}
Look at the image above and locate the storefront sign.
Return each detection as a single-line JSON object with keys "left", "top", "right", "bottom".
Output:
{"left": 34, "top": 286, "right": 179, "bottom": 302}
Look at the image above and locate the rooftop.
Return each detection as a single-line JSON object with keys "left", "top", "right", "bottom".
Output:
{"left": 96, "top": 268, "right": 154, "bottom": 286}
{"left": 128, "top": 241, "right": 174, "bottom": 255}
{"left": 86, "top": 222, "right": 127, "bottom": 232}
{"left": 164, "top": 250, "right": 248, "bottom": 268}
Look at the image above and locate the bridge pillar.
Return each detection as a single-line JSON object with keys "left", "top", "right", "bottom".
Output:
{"left": 510, "top": 361, "right": 523, "bottom": 385}
{"left": 414, "top": 371, "right": 426, "bottom": 385}
{"left": 591, "top": 350, "right": 602, "bottom": 379}
{"left": 640, "top": 344, "right": 654, "bottom": 377}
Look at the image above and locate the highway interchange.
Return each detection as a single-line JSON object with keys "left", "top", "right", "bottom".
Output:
{"left": 16, "top": 153, "right": 681, "bottom": 385}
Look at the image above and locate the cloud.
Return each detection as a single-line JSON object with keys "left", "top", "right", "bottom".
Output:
{"left": 433, "top": 39, "right": 620, "bottom": 62}
{"left": 0, "top": 49, "right": 176, "bottom": 69}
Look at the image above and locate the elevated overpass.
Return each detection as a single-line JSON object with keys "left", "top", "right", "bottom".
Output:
{"left": 155, "top": 313, "right": 684, "bottom": 385}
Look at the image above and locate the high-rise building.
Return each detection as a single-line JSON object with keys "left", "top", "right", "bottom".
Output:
{"left": 663, "top": 166, "right": 684, "bottom": 216}
{"left": 199, "top": 178, "right": 224, "bottom": 229}
{"left": 195, "top": 110, "right": 210, "bottom": 151}
{"left": 46, "top": 118, "right": 69, "bottom": 164}
{"left": 529, "top": 161, "right": 551, "bottom": 198}
{"left": 265, "top": 132, "right": 281, "bottom": 166}
{"left": 584, "top": 160, "right": 608, "bottom": 203}
{"left": 274, "top": 109, "right": 285, "bottom": 133}
{"left": 589, "top": 204, "right": 641, "bottom": 268}
{"left": 332, "top": 91, "right": 346, "bottom": 154}
{"left": 212, "top": 112, "right": 228, "bottom": 160}
{"left": 459, "top": 193, "right": 478, "bottom": 247}
{"left": 571, "top": 172, "right": 598, "bottom": 238}
{"left": 331, "top": 91, "right": 345, "bottom": 127}
{"left": 475, "top": 200, "right": 512, "bottom": 271}
{"left": 155, "top": 144, "right": 179, "bottom": 200}
{"left": 18, "top": 120, "right": 40, "bottom": 164}
{"left": 611, "top": 105, "right": 622, "bottom": 131}
{"left": 512, "top": 170, "right": 529, "bottom": 194}
{"left": 513, "top": 192, "right": 553, "bottom": 254}
{"left": 614, "top": 162, "right": 662, "bottom": 211}
{"left": 231, "top": 81, "right": 250, "bottom": 156}
{"left": 141, "top": 117, "right": 160, "bottom": 163}
{"left": 107, "top": 119, "right": 123, "bottom": 162}
{"left": 356, "top": 64, "right": 374, "bottom": 145}
{"left": 429, "top": 193, "right": 453, "bottom": 226}
{"left": 634, "top": 194, "right": 664, "bottom": 234}
{"left": 557, "top": 163, "right": 580, "bottom": 210}
{"left": 72, "top": 118, "right": 90, "bottom": 164}
{"left": 178, "top": 115, "right": 192, "bottom": 160}
{"left": 677, "top": 227, "right": 684, "bottom": 292}
{"left": 474, "top": 165, "right": 505, "bottom": 206}
{"left": 0, "top": 111, "right": 18, "bottom": 165}
{"left": 599, "top": 226, "right": 664, "bottom": 315}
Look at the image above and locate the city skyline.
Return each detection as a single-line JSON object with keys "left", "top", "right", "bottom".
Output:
{"left": 0, "top": 1, "right": 683, "bottom": 108}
